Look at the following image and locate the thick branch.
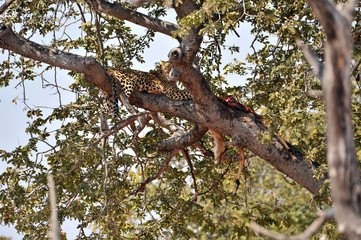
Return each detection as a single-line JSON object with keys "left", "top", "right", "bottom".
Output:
{"left": 0, "top": 26, "right": 94, "bottom": 73}
{"left": 306, "top": 0, "right": 361, "bottom": 238}
{"left": 88, "top": 0, "right": 179, "bottom": 38}
{"left": 165, "top": 0, "right": 213, "bottom": 109}
{"left": 0, "top": 25, "right": 114, "bottom": 94}
{"left": 169, "top": 48, "right": 218, "bottom": 106}
{"left": 130, "top": 0, "right": 172, "bottom": 7}
{"left": 0, "top": 19, "right": 325, "bottom": 197}
{"left": 47, "top": 174, "right": 61, "bottom": 240}
{"left": 156, "top": 124, "right": 208, "bottom": 151}
{"left": 151, "top": 112, "right": 206, "bottom": 150}
{"left": 129, "top": 91, "right": 325, "bottom": 195}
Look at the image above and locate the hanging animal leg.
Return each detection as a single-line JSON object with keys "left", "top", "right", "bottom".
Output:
{"left": 233, "top": 146, "right": 245, "bottom": 196}
{"left": 209, "top": 129, "right": 227, "bottom": 165}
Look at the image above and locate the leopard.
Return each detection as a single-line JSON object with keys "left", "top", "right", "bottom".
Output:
{"left": 101, "top": 61, "right": 192, "bottom": 118}
{"left": 100, "top": 61, "right": 226, "bottom": 170}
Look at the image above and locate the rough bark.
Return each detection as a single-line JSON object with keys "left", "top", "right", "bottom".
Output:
{"left": 129, "top": 92, "right": 324, "bottom": 194}
{"left": 156, "top": 124, "right": 208, "bottom": 152}
{"left": 0, "top": 25, "right": 113, "bottom": 94}
{"left": 88, "top": 0, "right": 179, "bottom": 38}
{"left": 306, "top": 0, "right": 361, "bottom": 238}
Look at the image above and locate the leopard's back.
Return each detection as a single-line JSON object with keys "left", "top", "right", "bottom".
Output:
{"left": 107, "top": 68, "right": 163, "bottom": 97}
{"left": 106, "top": 66, "right": 191, "bottom": 101}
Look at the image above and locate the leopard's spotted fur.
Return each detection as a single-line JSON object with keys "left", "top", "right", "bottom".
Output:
{"left": 107, "top": 61, "right": 191, "bottom": 101}
{"left": 101, "top": 61, "right": 191, "bottom": 118}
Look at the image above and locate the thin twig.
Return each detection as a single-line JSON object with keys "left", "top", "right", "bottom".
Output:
{"left": 197, "top": 161, "right": 232, "bottom": 195}
{"left": 77, "top": 3, "right": 87, "bottom": 23}
{"left": 351, "top": 58, "right": 361, "bottom": 76}
{"left": 174, "top": 161, "right": 232, "bottom": 227}
{"left": 93, "top": 111, "right": 151, "bottom": 145}
{"left": 119, "top": 150, "right": 180, "bottom": 201}
{"left": 51, "top": 2, "right": 63, "bottom": 107}
{"left": 182, "top": 149, "right": 198, "bottom": 193}
{"left": 98, "top": 136, "right": 110, "bottom": 239}
{"left": 94, "top": 10, "right": 105, "bottom": 66}
{"left": 174, "top": 196, "right": 198, "bottom": 227}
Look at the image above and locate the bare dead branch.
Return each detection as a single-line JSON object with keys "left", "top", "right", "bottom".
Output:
{"left": 87, "top": 0, "right": 179, "bottom": 38}
{"left": 251, "top": 208, "right": 334, "bottom": 240}
{"left": 306, "top": 89, "right": 323, "bottom": 98}
{"left": 151, "top": 112, "right": 184, "bottom": 133}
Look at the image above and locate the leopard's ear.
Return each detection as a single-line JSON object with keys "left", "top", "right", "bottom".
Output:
{"left": 160, "top": 60, "right": 170, "bottom": 68}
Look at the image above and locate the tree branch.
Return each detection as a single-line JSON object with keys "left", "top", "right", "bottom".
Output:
{"left": 130, "top": 0, "right": 172, "bottom": 8}
{"left": 306, "top": 0, "right": 361, "bottom": 238}
{"left": 0, "top": 0, "right": 16, "bottom": 14}
{"left": 122, "top": 149, "right": 180, "bottom": 199}
{"left": 0, "top": 23, "right": 325, "bottom": 196}
{"left": 87, "top": 0, "right": 179, "bottom": 38}
{"left": 129, "top": 91, "right": 325, "bottom": 195}
{"left": 295, "top": 38, "right": 323, "bottom": 77}
{"left": 351, "top": 58, "right": 361, "bottom": 76}
{"left": 251, "top": 208, "right": 334, "bottom": 240}
{"left": 47, "top": 174, "right": 61, "bottom": 240}
{"left": 156, "top": 124, "right": 208, "bottom": 151}
{"left": 94, "top": 111, "right": 152, "bottom": 145}
{"left": 0, "top": 26, "right": 94, "bottom": 73}
{"left": 0, "top": 25, "right": 116, "bottom": 94}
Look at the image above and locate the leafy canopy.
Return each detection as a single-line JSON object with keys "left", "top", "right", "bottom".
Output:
{"left": 0, "top": 0, "right": 360, "bottom": 239}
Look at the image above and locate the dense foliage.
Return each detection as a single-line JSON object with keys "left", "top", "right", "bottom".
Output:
{"left": 0, "top": 0, "right": 360, "bottom": 239}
